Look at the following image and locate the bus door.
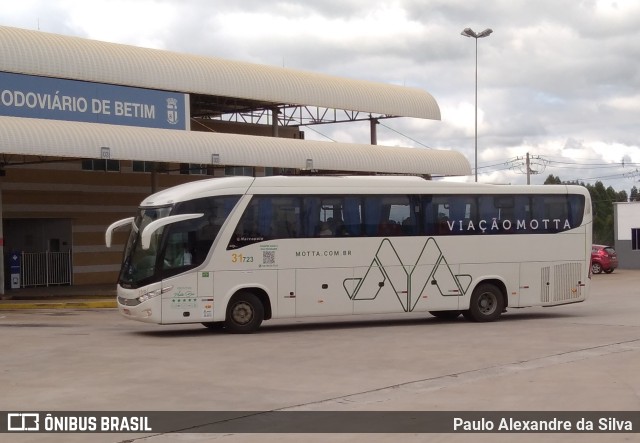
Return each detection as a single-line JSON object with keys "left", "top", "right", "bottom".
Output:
{"left": 158, "top": 223, "right": 202, "bottom": 323}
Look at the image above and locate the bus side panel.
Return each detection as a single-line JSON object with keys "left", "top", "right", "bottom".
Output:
{"left": 276, "top": 268, "right": 296, "bottom": 318}
{"left": 519, "top": 263, "right": 544, "bottom": 307}
{"left": 351, "top": 239, "right": 410, "bottom": 314}
{"left": 352, "top": 263, "right": 406, "bottom": 314}
{"left": 198, "top": 271, "right": 215, "bottom": 321}
{"left": 458, "top": 263, "right": 519, "bottom": 310}
{"left": 295, "top": 268, "right": 354, "bottom": 317}
{"left": 212, "top": 270, "right": 278, "bottom": 322}
{"left": 412, "top": 262, "right": 461, "bottom": 312}
{"left": 520, "top": 261, "right": 586, "bottom": 307}
{"left": 161, "top": 273, "right": 199, "bottom": 323}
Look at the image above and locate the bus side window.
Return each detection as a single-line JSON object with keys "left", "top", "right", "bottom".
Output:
{"left": 421, "top": 196, "right": 436, "bottom": 235}
{"left": 423, "top": 196, "right": 476, "bottom": 235}
{"left": 401, "top": 216, "right": 416, "bottom": 235}
{"left": 363, "top": 196, "right": 380, "bottom": 236}
{"left": 513, "top": 196, "right": 532, "bottom": 226}
{"left": 364, "top": 195, "right": 411, "bottom": 237}
{"left": 567, "top": 194, "right": 585, "bottom": 228}
{"left": 388, "top": 197, "right": 413, "bottom": 235}
{"left": 538, "top": 195, "right": 570, "bottom": 233}
{"left": 169, "top": 195, "right": 239, "bottom": 264}
{"left": 303, "top": 196, "right": 361, "bottom": 237}
{"left": 434, "top": 198, "right": 451, "bottom": 235}
{"left": 493, "top": 196, "right": 515, "bottom": 233}
{"left": 270, "top": 196, "right": 301, "bottom": 238}
{"left": 342, "top": 196, "right": 362, "bottom": 236}
{"left": 230, "top": 195, "right": 302, "bottom": 248}
{"left": 302, "top": 197, "right": 322, "bottom": 237}
{"left": 228, "top": 197, "right": 264, "bottom": 248}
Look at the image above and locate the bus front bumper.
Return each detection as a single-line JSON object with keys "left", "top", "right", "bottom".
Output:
{"left": 117, "top": 293, "right": 162, "bottom": 324}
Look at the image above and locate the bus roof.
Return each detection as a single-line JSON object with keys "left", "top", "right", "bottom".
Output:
{"left": 140, "top": 176, "right": 255, "bottom": 207}
{"left": 140, "top": 175, "right": 590, "bottom": 207}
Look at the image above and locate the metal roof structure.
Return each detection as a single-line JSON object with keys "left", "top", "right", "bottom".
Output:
{"left": 0, "top": 117, "right": 470, "bottom": 176}
{"left": 0, "top": 26, "right": 471, "bottom": 177}
{"left": 0, "top": 26, "right": 440, "bottom": 124}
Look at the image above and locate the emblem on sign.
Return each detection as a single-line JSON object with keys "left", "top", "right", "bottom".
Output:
{"left": 166, "top": 98, "right": 178, "bottom": 125}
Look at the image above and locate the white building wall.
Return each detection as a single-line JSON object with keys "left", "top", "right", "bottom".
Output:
{"left": 614, "top": 202, "right": 640, "bottom": 269}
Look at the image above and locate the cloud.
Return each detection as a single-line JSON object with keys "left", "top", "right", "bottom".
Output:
{"left": 1, "top": 0, "right": 639, "bottom": 192}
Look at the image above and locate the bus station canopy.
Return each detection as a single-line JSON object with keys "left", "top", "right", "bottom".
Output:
{"left": 0, "top": 26, "right": 440, "bottom": 120}
{"left": 0, "top": 116, "right": 471, "bottom": 176}
{"left": 0, "top": 26, "right": 465, "bottom": 176}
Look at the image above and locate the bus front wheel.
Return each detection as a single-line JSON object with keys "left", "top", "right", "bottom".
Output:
{"left": 225, "top": 292, "right": 264, "bottom": 333}
{"left": 463, "top": 283, "right": 504, "bottom": 322}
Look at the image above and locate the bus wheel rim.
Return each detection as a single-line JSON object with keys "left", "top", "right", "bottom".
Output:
{"left": 478, "top": 292, "right": 496, "bottom": 315}
{"left": 232, "top": 301, "right": 253, "bottom": 325}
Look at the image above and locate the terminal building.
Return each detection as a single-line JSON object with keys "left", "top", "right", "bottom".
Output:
{"left": 0, "top": 25, "right": 470, "bottom": 292}
{"left": 614, "top": 202, "right": 640, "bottom": 269}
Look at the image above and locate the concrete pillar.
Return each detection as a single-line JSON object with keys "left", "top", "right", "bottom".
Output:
{"left": 0, "top": 178, "right": 4, "bottom": 295}
{"left": 272, "top": 108, "right": 279, "bottom": 137}
{"left": 370, "top": 118, "right": 379, "bottom": 145}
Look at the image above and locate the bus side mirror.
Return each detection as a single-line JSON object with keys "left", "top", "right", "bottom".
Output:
{"left": 140, "top": 213, "right": 204, "bottom": 250}
{"left": 105, "top": 217, "right": 134, "bottom": 248}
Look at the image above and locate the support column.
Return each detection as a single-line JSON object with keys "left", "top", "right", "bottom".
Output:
{"left": 370, "top": 117, "right": 379, "bottom": 145}
{"left": 271, "top": 107, "right": 279, "bottom": 137}
{"left": 151, "top": 162, "right": 158, "bottom": 194}
{"left": 0, "top": 179, "right": 4, "bottom": 295}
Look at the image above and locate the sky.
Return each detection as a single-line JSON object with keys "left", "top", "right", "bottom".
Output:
{"left": 3, "top": 0, "right": 640, "bottom": 193}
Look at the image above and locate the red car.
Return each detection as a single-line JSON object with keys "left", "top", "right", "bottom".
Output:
{"left": 591, "top": 245, "right": 618, "bottom": 274}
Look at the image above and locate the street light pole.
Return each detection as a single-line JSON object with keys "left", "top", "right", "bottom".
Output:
{"left": 461, "top": 27, "right": 492, "bottom": 182}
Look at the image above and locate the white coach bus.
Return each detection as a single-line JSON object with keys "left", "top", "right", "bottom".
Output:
{"left": 105, "top": 176, "right": 592, "bottom": 333}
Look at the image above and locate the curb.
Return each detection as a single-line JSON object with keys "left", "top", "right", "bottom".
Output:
{"left": 0, "top": 299, "right": 117, "bottom": 310}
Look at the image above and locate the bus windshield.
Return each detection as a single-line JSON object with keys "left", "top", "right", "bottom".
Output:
{"left": 118, "top": 195, "right": 240, "bottom": 288}
{"left": 119, "top": 206, "right": 172, "bottom": 288}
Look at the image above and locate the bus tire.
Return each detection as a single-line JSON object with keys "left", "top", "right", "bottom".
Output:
{"left": 463, "top": 283, "right": 504, "bottom": 322}
{"left": 225, "top": 292, "right": 264, "bottom": 333}
{"left": 429, "top": 310, "right": 461, "bottom": 320}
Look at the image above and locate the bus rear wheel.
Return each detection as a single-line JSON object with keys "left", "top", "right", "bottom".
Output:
{"left": 463, "top": 283, "right": 504, "bottom": 322}
{"left": 225, "top": 292, "right": 264, "bottom": 333}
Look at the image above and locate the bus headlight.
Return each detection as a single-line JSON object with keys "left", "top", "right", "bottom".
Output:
{"left": 138, "top": 289, "right": 161, "bottom": 303}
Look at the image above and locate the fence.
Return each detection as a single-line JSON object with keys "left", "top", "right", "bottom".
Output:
{"left": 20, "top": 251, "right": 72, "bottom": 287}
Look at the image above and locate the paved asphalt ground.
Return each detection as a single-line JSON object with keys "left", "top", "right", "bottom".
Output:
{"left": 0, "top": 271, "right": 639, "bottom": 443}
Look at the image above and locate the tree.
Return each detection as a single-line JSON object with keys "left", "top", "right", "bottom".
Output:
{"left": 544, "top": 174, "right": 561, "bottom": 185}
{"left": 544, "top": 177, "right": 627, "bottom": 245}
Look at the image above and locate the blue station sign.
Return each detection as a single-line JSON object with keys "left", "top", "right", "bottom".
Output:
{"left": 0, "top": 71, "right": 189, "bottom": 130}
